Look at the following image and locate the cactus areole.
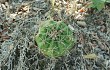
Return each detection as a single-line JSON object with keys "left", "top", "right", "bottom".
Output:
{"left": 35, "top": 20, "right": 74, "bottom": 58}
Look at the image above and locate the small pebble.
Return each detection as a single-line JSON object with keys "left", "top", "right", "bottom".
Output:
{"left": 77, "top": 21, "right": 87, "bottom": 27}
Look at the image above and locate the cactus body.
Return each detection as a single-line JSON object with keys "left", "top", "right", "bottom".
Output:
{"left": 35, "top": 20, "right": 74, "bottom": 57}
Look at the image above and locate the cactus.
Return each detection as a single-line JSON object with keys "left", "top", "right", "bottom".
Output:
{"left": 35, "top": 20, "right": 74, "bottom": 58}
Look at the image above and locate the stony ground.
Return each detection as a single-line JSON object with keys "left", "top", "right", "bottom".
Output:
{"left": 0, "top": 0, "right": 110, "bottom": 70}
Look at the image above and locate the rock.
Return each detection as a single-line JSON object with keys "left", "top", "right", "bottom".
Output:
{"left": 77, "top": 21, "right": 87, "bottom": 27}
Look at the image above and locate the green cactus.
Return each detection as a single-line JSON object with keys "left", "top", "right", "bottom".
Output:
{"left": 35, "top": 20, "right": 74, "bottom": 58}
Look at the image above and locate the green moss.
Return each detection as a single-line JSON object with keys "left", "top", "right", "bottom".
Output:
{"left": 35, "top": 20, "right": 74, "bottom": 58}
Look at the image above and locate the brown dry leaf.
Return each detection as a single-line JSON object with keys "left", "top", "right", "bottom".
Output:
{"left": 17, "top": 5, "right": 30, "bottom": 15}
{"left": 2, "top": 35, "right": 10, "bottom": 41}
{"left": 83, "top": 53, "right": 97, "bottom": 59}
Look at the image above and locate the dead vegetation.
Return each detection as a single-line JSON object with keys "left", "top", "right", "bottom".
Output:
{"left": 0, "top": 0, "right": 110, "bottom": 70}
